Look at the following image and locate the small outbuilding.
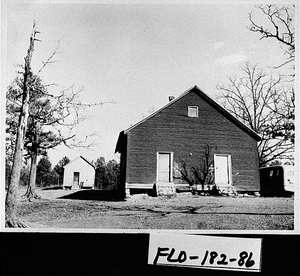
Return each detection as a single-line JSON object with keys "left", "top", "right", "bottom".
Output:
{"left": 63, "top": 156, "right": 95, "bottom": 189}
{"left": 260, "top": 165, "right": 294, "bottom": 196}
{"left": 115, "top": 86, "right": 261, "bottom": 196}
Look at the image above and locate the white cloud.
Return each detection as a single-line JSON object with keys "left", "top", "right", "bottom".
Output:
{"left": 216, "top": 52, "right": 248, "bottom": 65}
{"left": 213, "top": 41, "right": 225, "bottom": 50}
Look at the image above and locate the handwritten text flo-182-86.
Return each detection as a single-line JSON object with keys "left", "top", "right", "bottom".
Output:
{"left": 153, "top": 247, "right": 255, "bottom": 269}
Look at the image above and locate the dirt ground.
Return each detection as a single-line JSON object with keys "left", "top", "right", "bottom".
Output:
{"left": 16, "top": 188, "right": 294, "bottom": 230}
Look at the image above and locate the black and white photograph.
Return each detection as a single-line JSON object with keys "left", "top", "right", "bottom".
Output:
{"left": 1, "top": 0, "right": 299, "bottom": 274}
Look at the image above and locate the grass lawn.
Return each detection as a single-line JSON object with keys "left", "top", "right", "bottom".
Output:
{"left": 13, "top": 187, "right": 294, "bottom": 231}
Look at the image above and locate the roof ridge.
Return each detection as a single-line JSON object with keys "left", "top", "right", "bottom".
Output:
{"left": 122, "top": 86, "right": 260, "bottom": 141}
{"left": 64, "top": 156, "right": 95, "bottom": 168}
{"left": 124, "top": 85, "right": 199, "bottom": 133}
{"left": 80, "top": 155, "right": 95, "bottom": 168}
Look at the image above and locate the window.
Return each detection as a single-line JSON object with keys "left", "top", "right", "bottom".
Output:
{"left": 188, "top": 106, "right": 198, "bottom": 117}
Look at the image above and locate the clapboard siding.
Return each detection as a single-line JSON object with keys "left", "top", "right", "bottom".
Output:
{"left": 118, "top": 87, "right": 260, "bottom": 192}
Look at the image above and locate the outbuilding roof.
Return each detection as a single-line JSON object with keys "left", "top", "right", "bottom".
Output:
{"left": 64, "top": 156, "right": 95, "bottom": 169}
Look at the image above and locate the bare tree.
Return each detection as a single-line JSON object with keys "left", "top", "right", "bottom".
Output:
{"left": 248, "top": 4, "right": 295, "bottom": 71}
{"left": 5, "top": 20, "right": 39, "bottom": 227}
{"left": 175, "top": 143, "right": 216, "bottom": 191}
{"left": 217, "top": 62, "right": 294, "bottom": 166}
{"left": 248, "top": 4, "right": 295, "bottom": 150}
{"left": 7, "top": 57, "right": 110, "bottom": 202}
{"left": 6, "top": 20, "right": 112, "bottom": 225}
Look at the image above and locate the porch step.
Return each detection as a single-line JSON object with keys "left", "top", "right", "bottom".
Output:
{"left": 155, "top": 182, "right": 176, "bottom": 196}
{"left": 216, "top": 185, "right": 238, "bottom": 196}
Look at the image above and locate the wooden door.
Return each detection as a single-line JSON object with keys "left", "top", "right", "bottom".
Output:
{"left": 214, "top": 155, "right": 231, "bottom": 186}
{"left": 73, "top": 172, "right": 80, "bottom": 188}
{"left": 157, "top": 153, "right": 172, "bottom": 182}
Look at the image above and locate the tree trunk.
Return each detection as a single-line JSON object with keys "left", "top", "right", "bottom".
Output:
{"left": 5, "top": 20, "right": 38, "bottom": 228}
{"left": 21, "top": 147, "right": 41, "bottom": 201}
{"left": 5, "top": 68, "right": 30, "bottom": 227}
{"left": 5, "top": 122, "right": 28, "bottom": 228}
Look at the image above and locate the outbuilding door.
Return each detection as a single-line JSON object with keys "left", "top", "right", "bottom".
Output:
{"left": 214, "top": 154, "right": 232, "bottom": 186}
{"left": 157, "top": 152, "right": 173, "bottom": 182}
{"left": 73, "top": 172, "right": 80, "bottom": 188}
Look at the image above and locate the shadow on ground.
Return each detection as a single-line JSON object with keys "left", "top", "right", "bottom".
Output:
{"left": 59, "top": 189, "right": 125, "bottom": 201}
{"left": 42, "top": 187, "right": 63, "bottom": 190}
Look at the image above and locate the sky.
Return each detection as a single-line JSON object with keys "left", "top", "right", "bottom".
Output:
{"left": 2, "top": 0, "right": 296, "bottom": 166}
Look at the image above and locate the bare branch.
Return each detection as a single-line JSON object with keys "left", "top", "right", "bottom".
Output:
{"left": 216, "top": 62, "right": 294, "bottom": 166}
{"left": 37, "top": 39, "right": 63, "bottom": 75}
{"left": 248, "top": 4, "right": 295, "bottom": 70}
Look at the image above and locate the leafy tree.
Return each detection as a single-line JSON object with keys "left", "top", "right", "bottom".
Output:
{"left": 5, "top": 161, "right": 11, "bottom": 189}
{"left": 5, "top": 106, "right": 17, "bottom": 168}
{"left": 7, "top": 33, "right": 108, "bottom": 203}
{"left": 5, "top": 20, "right": 109, "bottom": 227}
{"left": 105, "top": 159, "right": 120, "bottom": 189}
{"left": 36, "top": 156, "right": 52, "bottom": 187}
{"left": 7, "top": 70, "right": 84, "bottom": 200}
{"left": 217, "top": 62, "right": 294, "bottom": 166}
{"left": 53, "top": 156, "right": 70, "bottom": 186}
{"left": 7, "top": 74, "right": 49, "bottom": 200}
{"left": 35, "top": 156, "right": 59, "bottom": 188}
{"left": 94, "top": 157, "right": 106, "bottom": 189}
{"left": 94, "top": 157, "right": 120, "bottom": 190}
{"left": 47, "top": 170, "right": 60, "bottom": 187}
{"left": 20, "top": 165, "right": 31, "bottom": 187}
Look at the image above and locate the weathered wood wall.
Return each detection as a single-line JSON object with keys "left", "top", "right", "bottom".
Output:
{"left": 124, "top": 89, "right": 260, "bottom": 192}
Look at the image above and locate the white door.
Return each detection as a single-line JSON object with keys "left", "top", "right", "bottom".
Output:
{"left": 214, "top": 155, "right": 231, "bottom": 186}
{"left": 157, "top": 153, "right": 172, "bottom": 182}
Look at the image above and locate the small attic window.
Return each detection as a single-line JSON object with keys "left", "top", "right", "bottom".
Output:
{"left": 188, "top": 106, "right": 198, "bottom": 117}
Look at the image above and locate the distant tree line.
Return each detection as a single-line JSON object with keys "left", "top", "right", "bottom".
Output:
{"left": 93, "top": 157, "right": 120, "bottom": 190}
{"left": 5, "top": 156, "right": 70, "bottom": 189}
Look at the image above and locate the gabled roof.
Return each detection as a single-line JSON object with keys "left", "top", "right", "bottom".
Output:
{"left": 125, "top": 86, "right": 260, "bottom": 140}
{"left": 115, "top": 86, "right": 261, "bottom": 153}
{"left": 123, "top": 86, "right": 196, "bottom": 134}
{"left": 64, "top": 156, "right": 95, "bottom": 169}
{"left": 80, "top": 156, "right": 95, "bottom": 168}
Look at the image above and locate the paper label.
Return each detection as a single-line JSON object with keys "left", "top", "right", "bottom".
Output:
{"left": 148, "top": 233, "right": 262, "bottom": 272}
